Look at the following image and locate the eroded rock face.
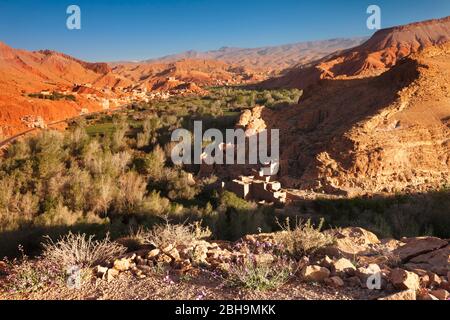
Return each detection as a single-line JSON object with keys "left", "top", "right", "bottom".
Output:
{"left": 259, "top": 44, "right": 450, "bottom": 195}
{"left": 405, "top": 245, "right": 450, "bottom": 276}
{"left": 394, "top": 237, "right": 448, "bottom": 261}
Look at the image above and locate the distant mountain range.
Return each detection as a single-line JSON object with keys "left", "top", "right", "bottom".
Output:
{"left": 261, "top": 16, "right": 450, "bottom": 89}
{"left": 140, "top": 37, "right": 369, "bottom": 74}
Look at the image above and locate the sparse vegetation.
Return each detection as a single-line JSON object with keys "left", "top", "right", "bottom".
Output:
{"left": 225, "top": 255, "right": 296, "bottom": 291}
{"left": 28, "top": 92, "right": 76, "bottom": 102}
{"left": 41, "top": 232, "right": 126, "bottom": 269}
{"left": 134, "top": 221, "right": 212, "bottom": 249}
{"left": 275, "top": 218, "right": 335, "bottom": 257}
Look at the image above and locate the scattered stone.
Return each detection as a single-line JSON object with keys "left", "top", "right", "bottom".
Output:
{"left": 106, "top": 268, "right": 119, "bottom": 282}
{"left": 164, "top": 247, "right": 180, "bottom": 262}
{"left": 419, "top": 274, "right": 431, "bottom": 288}
{"left": 191, "top": 244, "right": 209, "bottom": 265}
{"left": 301, "top": 265, "right": 330, "bottom": 282}
{"left": 440, "top": 280, "right": 450, "bottom": 291}
{"left": 394, "top": 237, "right": 447, "bottom": 262}
{"left": 148, "top": 249, "right": 160, "bottom": 259}
{"left": 254, "top": 254, "right": 274, "bottom": 266}
{"left": 347, "top": 276, "right": 363, "bottom": 287}
{"left": 430, "top": 289, "right": 449, "bottom": 300}
{"left": 298, "top": 256, "right": 310, "bottom": 271}
{"left": 137, "top": 264, "right": 153, "bottom": 274}
{"left": 428, "top": 272, "right": 442, "bottom": 287}
{"left": 95, "top": 266, "right": 108, "bottom": 278}
{"left": 405, "top": 245, "right": 449, "bottom": 276}
{"left": 390, "top": 268, "right": 420, "bottom": 291}
{"left": 417, "top": 291, "right": 439, "bottom": 300}
{"left": 379, "top": 290, "right": 416, "bottom": 300}
{"left": 113, "top": 257, "right": 134, "bottom": 272}
{"left": 331, "top": 258, "right": 356, "bottom": 275}
{"left": 319, "top": 256, "right": 333, "bottom": 269}
{"left": 325, "top": 276, "right": 345, "bottom": 288}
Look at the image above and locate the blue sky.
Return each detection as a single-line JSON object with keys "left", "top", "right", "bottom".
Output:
{"left": 0, "top": 0, "right": 449, "bottom": 62}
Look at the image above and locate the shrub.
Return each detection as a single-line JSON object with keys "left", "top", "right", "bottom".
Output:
{"left": 115, "top": 171, "right": 147, "bottom": 213}
{"left": 136, "top": 221, "right": 211, "bottom": 248}
{"left": 41, "top": 232, "right": 126, "bottom": 269}
{"left": 144, "top": 145, "right": 166, "bottom": 180}
{"left": 275, "top": 218, "right": 335, "bottom": 257}
{"left": 225, "top": 255, "right": 295, "bottom": 291}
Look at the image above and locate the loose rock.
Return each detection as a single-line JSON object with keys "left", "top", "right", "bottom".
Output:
{"left": 390, "top": 268, "right": 420, "bottom": 291}
{"left": 301, "top": 265, "right": 330, "bottom": 282}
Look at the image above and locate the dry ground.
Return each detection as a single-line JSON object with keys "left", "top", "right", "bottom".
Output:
{"left": 0, "top": 268, "right": 382, "bottom": 301}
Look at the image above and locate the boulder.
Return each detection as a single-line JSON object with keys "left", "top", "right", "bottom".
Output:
{"left": 95, "top": 266, "right": 108, "bottom": 278}
{"left": 417, "top": 291, "right": 439, "bottom": 300}
{"left": 379, "top": 290, "right": 416, "bottom": 300}
{"left": 390, "top": 268, "right": 420, "bottom": 291}
{"left": 394, "top": 237, "right": 448, "bottom": 262}
{"left": 430, "top": 289, "right": 449, "bottom": 300}
{"left": 347, "top": 276, "right": 363, "bottom": 287}
{"left": 191, "top": 244, "right": 209, "bottom": 265}
{"left": 319, "top": 256, "right": 333, "bottom": 269}
{"left": 301, "top": 265, "right": 330, "bottom": 282}
{"left": 405, "top": 245, "right": 449, "bottom": 276}
{"left": 106, "top": 268, "right": 119, "bottom": 282}
{"left": 321, "top": 227, "right": 380, "bottom": 258}
{"left": 325, "top": 276, "right": 345, "bottom": 287}
{"left": 331, "top": 258, "right": 356, "bottom": 275}
{"left": 439, "top": 280, "right": 450, "bottom": 291}
{"left": 113, "top": 257, "right": 134, "bottom": 272}
{"left": 428, "top": 272, "right": 442, "bottom": 287}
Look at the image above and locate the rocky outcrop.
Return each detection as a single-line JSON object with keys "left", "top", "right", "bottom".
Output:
{"left": 91, "top": 227, "right": 449, "bottom": 301}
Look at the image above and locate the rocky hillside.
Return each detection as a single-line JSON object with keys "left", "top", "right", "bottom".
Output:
{"left": 261, "top": 16, "right": 450, "bottom": 89}
{"left": 242, "top": 44, "right": 450, "bottom": 195}
{"left": 112, "top": 58, "right": 264, "bottom": 92}
{"left": 141, "top": 37, "right": 368, "bottom": 74}
{"left": 0, "top": 42, "right": 131, "bottom": 137}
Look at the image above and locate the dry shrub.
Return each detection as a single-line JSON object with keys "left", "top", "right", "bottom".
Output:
{"left": 275, "top": 218, "right": 335, "bottom": 257}
{"left": 225, "top": 255, "right": 295, "bottom": 291}
{"left": 136, "top": 221, "right": 211, "bottom": 248}
{"left": 42, "top": 232, "right": 126, "bottom": 269}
